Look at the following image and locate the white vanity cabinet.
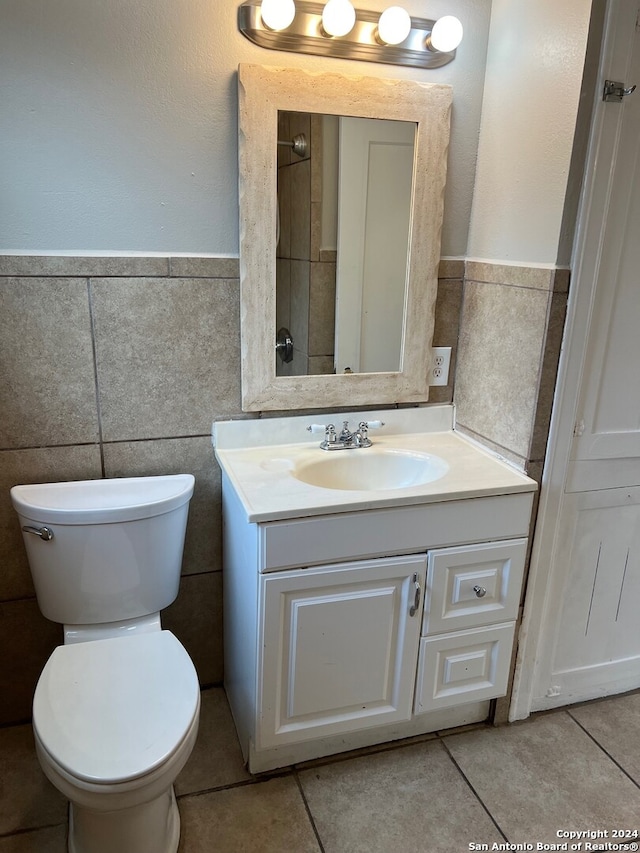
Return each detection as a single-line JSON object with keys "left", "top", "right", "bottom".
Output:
{"left": 221, "top": 475, "right": 534, "bottom": 773}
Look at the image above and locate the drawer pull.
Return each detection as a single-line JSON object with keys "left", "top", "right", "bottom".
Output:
{"left": 473, "top": 585, "right": 487, "bottom": 598}
{"left": 410, "top": 572, "right": 421, "bottom": 617}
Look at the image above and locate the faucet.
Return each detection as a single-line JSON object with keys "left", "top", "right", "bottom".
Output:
{"left": 307, "top": 420, "right": 384, "bottom": 451}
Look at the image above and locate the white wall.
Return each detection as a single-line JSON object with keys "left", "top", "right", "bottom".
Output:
{"left": 0, "top": 0, "right": 490, "bottom": 256}
{"left": 467, "top": 0, "right": 593, "bottom": 265}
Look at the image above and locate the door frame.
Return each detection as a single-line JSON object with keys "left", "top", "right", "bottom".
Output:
{"left": 509, "top": 0, "right": 639, "bottom": 721}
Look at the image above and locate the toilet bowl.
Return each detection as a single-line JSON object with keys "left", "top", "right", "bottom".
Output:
{"left": 10, "top": 475, "right": 200, "bottom": 853}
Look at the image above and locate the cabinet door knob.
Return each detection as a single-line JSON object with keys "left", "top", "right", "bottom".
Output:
{"left": 473, "top": 585, "right": 487, "bottom": 598}
{"left": 409, "top": 572, "right": 421, "bottom": 617}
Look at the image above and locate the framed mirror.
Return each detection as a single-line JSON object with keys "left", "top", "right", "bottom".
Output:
{"left": 238, "top": 63, "right": 452, "bottom": 411}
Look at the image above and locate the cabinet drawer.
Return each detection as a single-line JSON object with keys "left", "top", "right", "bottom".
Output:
{"left": 422, "top": 539, "right": 527, "bottom": 634}
{"left": 258, "top": 494, "right": 533, "bottom": 571}
{"left": 414, "top": 622, "right": 515, "bottom": 714}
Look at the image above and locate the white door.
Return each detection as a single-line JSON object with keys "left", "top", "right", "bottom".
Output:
{"left": 257, "top": 554, "right": 425, "bottom": 749}
{"left": 512, "top": 0, "right": 640, "bottom": 718}
{"left": 334, "top": 117, "right": 415, "bottom": 374}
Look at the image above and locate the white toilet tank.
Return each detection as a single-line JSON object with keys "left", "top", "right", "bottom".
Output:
{"left": 10, "top": 475, "right": 195, "bottom": 625}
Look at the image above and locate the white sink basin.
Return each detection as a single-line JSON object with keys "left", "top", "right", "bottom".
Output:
{"left": 292, "top": 449, "right": 449, "bottom": 491}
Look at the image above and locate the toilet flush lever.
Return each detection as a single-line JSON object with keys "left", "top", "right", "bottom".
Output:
{"left": 22, "top": 525, "right": 54, "bottom": 541}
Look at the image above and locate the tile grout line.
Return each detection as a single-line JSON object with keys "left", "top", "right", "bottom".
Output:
{"left": 0, "top": 821, "right": 68, "bottom": 841}
{"left": 565, "top": 710, "right": 640, "bottom": 791}
{"left": 293, "top": 769, "right": 326, "bottom": 853}
{"left": 440, "top": 737, "right": 510, "bottom": 843}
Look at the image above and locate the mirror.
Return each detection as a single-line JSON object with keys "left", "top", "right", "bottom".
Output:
{"left": 238, "top": 64, "right": 452, "bottom": 412}
{"left": 276, "top": 111, "right": 416, "bottom": 377}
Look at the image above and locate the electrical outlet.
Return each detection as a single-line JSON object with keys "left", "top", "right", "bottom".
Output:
{"left": 430, "top": 346, "right": 452, "bottom": 386}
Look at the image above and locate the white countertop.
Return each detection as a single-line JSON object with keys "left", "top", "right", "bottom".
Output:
{"left": 212, "top": 406, "right": 537, "bottom": 523}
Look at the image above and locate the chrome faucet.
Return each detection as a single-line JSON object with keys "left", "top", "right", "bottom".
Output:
{"left": 307, "top": 420, "right": 384, "bottom": 451}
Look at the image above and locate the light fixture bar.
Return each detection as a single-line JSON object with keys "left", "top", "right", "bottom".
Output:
{"left": 238, "top": 1, "right": 458, "bottom": 69}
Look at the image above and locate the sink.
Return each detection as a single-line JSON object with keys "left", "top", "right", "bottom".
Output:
{"left": 292, "top": 448, "right": 449, "bottom": 491}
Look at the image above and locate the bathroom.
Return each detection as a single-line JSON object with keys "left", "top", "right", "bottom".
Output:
{"left": 2, "top": 0, "right": 639, "bottom": 849}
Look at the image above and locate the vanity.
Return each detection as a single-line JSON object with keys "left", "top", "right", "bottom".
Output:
{"left": 214, "top": 406, "right": 537, "bottom": 772}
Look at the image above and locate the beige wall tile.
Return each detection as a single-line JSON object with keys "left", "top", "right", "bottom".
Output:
{"left": 277, "top": 165, "right": 292, "bottom": 259}
{"left": 308, "top": 262, "right": 336, "bottom": 357}
{"left": 430, "top": 278, "right": 463, "bottom": 404}
{"left": 308, "top": 356, "right": 335, "bottom": 375}
{"left": 103, "top": 437, "right": 221, "bottom": 575}
{"left": 0, "top": 724, "right": 67, "bottom": 834}
{"left": 289, "top": 260, "right": 310, "bottom": 357}
{"left": 169, "top": 257, "right": 239, "bottom": 278}
{"left": 276, "top": 258, "right": 291, "bottom": 333}
{"left": 163, "top": 571, "right": 222, "bottom": 686}
{"left": 0, "top": 278, "right": 99, "bottom": 448}
{"left": 530, "top": 291, "right": 568, "bottom": 461}
{"left": 438, "top": 259, "right": 465, "bottom": 279}
{"left": 466, "top": 261, "right": 554, "bottom": 290}
{"left": 454, "top": 281, "right": 549, "bottom": 459}
{"left": 0, "top": 256, "right": 168, "bottom": 277}
{"left": 0, "top": 445, "right": 103, "bottom": 601}
{"left": 290, "top": 159, "right": 311, "bottom": 261}
{"left": 91, "top": 277, "right": 241, "bottom": 441}
{"left": 0, "top": 598, "right": 61, "bottom": 725}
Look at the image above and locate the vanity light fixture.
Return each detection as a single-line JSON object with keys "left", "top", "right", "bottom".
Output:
{"left": 238, "top": 1, "right": 463, "bottom": 69}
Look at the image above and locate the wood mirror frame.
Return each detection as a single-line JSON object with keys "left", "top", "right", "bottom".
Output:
{"left": 238, "top": 63, "right": 452, "bottom": 411}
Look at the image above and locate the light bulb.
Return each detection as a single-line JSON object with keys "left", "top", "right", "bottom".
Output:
{"left": 260, "top": 0, "right": 295, "bottom": 31}
{"left": 321, "top": 0, "right": 356, "bottom": 37}
{"left": 428, "top": 15, "right": 463, "bottom": 52}
{"left": 377, "top": 6, "right": 411, "bottom": 45}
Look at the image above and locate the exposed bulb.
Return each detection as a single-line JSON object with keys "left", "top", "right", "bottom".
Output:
{"left": 321, "top": 0, "right": 356, "bottom": 37}
{"left": 377, "top": 6, "right": 411, "bottom": 45}
{"left": 428, "top": 15, "right": 463, "bottom": 52}
{"left": 260, "top": 0, "right": 295, "bottom": 31}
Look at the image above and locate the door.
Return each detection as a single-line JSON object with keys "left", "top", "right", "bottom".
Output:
{"left": 257, "top": 554, "right": 425, "bottom": 749}
{"left": 512, "top": 0, "right": 640, "bottom": 717}
{"left": 334, "top": 117, "right": 415, "bottom": 374}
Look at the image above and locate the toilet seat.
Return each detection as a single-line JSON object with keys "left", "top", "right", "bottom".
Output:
{"left": 33, "top": 630, "right": 200, "bottom": 785}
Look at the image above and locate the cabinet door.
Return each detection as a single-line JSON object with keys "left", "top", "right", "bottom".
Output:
{"left": 423, "top": 539, "right": 527, "bottom": 635}
{"left": 257, "top": 555, "right": 426, "bottom": 749}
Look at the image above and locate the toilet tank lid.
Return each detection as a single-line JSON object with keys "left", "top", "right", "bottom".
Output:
{"left": 33, "top": 631, "right": 200, "bottom": 784}
{"left": 10, "top": 474, "right": 195, "bottom": 525}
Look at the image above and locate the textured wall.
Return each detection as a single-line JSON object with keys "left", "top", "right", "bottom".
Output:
{"left": 467, "top": 0, "right": 592, "bottom": 263}
{"left": 0, "top": 0, "right": 490, "bottom": 256}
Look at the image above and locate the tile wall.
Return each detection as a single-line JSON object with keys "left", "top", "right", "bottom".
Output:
{"left": 0, "top": 255, "right": 239, "bottom": 724}
{"left": 0, "top": 254, "right": 562, "bottom": 725}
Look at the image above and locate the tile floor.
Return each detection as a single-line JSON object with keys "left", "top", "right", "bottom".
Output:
{"left": 1, "top": 687, "right": 639, "bottom": 852}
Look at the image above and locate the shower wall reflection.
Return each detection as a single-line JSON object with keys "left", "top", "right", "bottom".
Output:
{"left": 276, "top": 110, "right": 337, "bottom": 377}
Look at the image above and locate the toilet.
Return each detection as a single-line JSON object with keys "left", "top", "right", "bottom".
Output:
{"left": 10, "top": 475, "right": 201, "bottom": 853}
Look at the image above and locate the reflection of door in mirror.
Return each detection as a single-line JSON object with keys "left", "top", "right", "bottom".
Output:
{"left": 276, "top": 110, "right": 337, "bottom": 378}
{"left": 335, "top": 117, "right": 414, "bottom": 374}
{"left": 275, "top": 110, "right": 415, "bottom": 378}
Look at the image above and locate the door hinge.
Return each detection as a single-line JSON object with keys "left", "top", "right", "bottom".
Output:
{"left": 573, "top": 418, "right": 585, "bottom": 437}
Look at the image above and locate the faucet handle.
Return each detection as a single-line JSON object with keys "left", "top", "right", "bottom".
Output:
{"left": 359, "top": 420, "right": 385, "bottom": 430}
{"left": 307, "top": 423, "right": 329, "bottom": 434}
